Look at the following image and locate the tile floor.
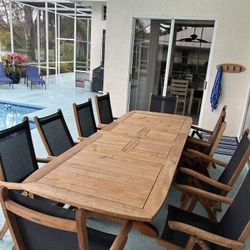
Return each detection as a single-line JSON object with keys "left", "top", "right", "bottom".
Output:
{"left": 0, "top": 73, "right": 249, "bottom": 249}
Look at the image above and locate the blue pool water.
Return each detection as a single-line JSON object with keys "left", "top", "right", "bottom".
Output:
{"left": 0, "top": 101, "right": 44, "bottom": 130}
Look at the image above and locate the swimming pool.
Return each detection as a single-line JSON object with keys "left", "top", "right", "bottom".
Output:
{"left": 0, "top": 101, "right": 44, "bottom": 130}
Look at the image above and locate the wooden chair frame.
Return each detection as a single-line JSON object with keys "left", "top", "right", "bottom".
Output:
{"left": 0, "top": 187, "right": 132, "bottom": 250}
{"left": 190, "top": 105, "right": 227, "bottom": 141}
{"left": 157, "top": 188, "right": 249, "bottom": 250}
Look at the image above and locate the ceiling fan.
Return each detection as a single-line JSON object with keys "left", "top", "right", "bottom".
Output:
{"left": 178, "top": 27, "right": 208, "bottom": 43}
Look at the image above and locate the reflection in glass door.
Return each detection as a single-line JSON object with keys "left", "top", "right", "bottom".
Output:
{"left": 129, "top": 19, "right": 171, "bottom": 111}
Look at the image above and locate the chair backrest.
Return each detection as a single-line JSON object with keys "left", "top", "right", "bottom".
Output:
{"left": 26, "top": 66, "right": 39, "bottom": 78}
{"left": 170, "top": 79, "right": 189, "bottom": 99}
{"left": 34, "top": 109, "right": 75, "bottom": 156}
{"left": 149, "top": 94, "right": 177, "bottom": 114}
{"left": 0, "top": 118, "right": 38, "bottom": 183}
{"left": 95, "top": 92, "right": 114, "bottom": 124}
{"left": 0, "top": 187, "right": 88, "bottom": 250}
{"left": 218, "top": 129, "right": 250, "bottom": 186}
{"left": 209, "top": 105, "right": 227, "bottom": 142}
{"left": 220, "top": 169, "right": 250, "bottom": 242}
{"left": 73, "top": 99, "right": 97, "bottom": 138}
{"left": 0, "top": 62, "right": 6, "bottom": 77}
{"left": 205, "top": 111, "right": 226, "bottom": 156}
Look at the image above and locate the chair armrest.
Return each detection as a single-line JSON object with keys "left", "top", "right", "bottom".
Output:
{"left": 110, "top": 221, "right": 133, "bottom": 250}
{"left": 36, "top": 156, "right": 56, "bottom": 163}
{"left": 182, "top": 149, "right": 211, "bottom": 163}
{"left": 0, "top": 181, "right": 25, "bottom": 190}
{"left": 179, "top": 167, "right": 231, "bottom": 191}
{"left": 211, "top": 158, "right": 228, "bottom": 168}
{"left": 191, "top": 125, "right": 213, "bottom": 134}
{"left": 168, "top": 221, "right": 244, "bottom": 249}
{"left": 187, "top": 136, "right": 211, "bottom": 147}
{"left": 174, "top": 183, "right": 232, "bottom": 204}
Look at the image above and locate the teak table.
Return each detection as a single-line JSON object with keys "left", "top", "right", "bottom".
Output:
{"left": 5, "top": 111, "right": 192, "bottom": 235}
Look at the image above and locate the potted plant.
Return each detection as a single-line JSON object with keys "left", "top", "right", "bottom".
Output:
{"left": 2, "top": 53, "right": 27, "bottom": 83}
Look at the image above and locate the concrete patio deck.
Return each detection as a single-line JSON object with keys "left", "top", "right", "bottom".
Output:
{"left": 0, "top": 73, "right": 249, "bottom": 249}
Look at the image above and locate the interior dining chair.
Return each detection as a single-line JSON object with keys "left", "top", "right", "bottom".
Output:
{"left": 170, "top": 79, "right": 189, "bottom": 115}
{"left": 95, "top": 92, "right": 117, "bottom": 126}
{"left": 190, "top": 105, "right": 227, "bottom": 141}
{"left": 149, "top": 94, "right": 178, "bottom": 114}
{"left": 73, "top": 98, "right": 98, "bottom": 139}
{"left": 0, "top": 117, "right": 52, "bottom": 240}
{"left": 157, "top": 169, "right": 250, "bottom": 250}
{"left": 0, "top": 186, "right": 132, "bottom": 250}
{"left": 175, "top": 129, "right": 250, "bottom": 220}
{"left": 34, "top": 109, "right": 76, "bottom": 157}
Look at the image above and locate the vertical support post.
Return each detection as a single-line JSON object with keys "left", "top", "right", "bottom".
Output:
{"left": 162, "top": 18, "right": 175, "bottom": 96}
{"left": 58, "top": 15, "right": 61, "bottom": 75}
{"left": 45, "top": 1, "right": 49, "bottom": 85}
{"left": 37, "top": 10, "right": 41, "bottom": 73}
{"left": 86, "top": 19, "right": 89, "bottom": 71}
{"left": 73, "top": 3, "right": 77, "bottom": 86}
{"left": 55, "top": 2, "right": 58, "bottom": 82}
{"left": 9, "top": 0, "right": 14, "bottom": 53}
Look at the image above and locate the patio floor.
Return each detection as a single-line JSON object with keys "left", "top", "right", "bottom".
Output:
{"left": 0, "top": 73, "right": 249, "bottom": 249}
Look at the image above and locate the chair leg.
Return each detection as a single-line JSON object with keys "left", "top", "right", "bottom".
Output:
{"left": 180, "top": 193, "right": 190, "bottom": 209}
{"left": 0, "top": 221, "right": 8, "bottom": 239}
{"left": 187, "top": 196, "right": 198, "bottom": 212}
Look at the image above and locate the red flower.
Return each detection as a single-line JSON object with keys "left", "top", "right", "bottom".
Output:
{"left": 17, "top": 55, "right": 26, "bottom": 64}
{"left": 9, "top": 53, "right": 17, "bottom": 60}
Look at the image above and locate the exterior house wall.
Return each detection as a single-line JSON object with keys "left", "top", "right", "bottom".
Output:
{"left": 104, "top": 0, "right": 250, "bottom": 136}
{"left": 90, "top": 1, "right": 106, "bottom": 79}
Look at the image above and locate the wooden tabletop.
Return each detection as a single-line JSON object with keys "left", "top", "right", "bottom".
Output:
{"left": 21, "top": 111, "right": 192, "bottom": 221}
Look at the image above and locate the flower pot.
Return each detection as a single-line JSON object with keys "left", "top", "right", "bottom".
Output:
{"left": 9, "top": 72, "right": 21, "bottom": 84}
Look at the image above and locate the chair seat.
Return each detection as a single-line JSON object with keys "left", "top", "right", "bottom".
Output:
{"left": 0, "top": 76, "right": 13, "bottom": 83}
{"left": 28, "top": 77, "right": 45, "bottom": 84}
{"left": 88, "top": 228, "right": 116, "bottom": 250}
{"left": 161, "top": 206, "right": 228, "bottom": 250}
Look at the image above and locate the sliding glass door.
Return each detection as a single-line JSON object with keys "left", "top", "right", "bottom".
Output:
{"left": 129, "top": 18, "right": 214, "bottom": 123}
{"left": 129, "top": 19, "right": 172, "bottom": 111}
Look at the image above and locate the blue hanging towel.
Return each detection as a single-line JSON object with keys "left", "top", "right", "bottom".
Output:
{"left": 210, "top": 65, "right": 223, "bottom": 111}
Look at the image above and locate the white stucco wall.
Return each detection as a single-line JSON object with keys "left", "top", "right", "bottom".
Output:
{"left": 90, "top": 1, "right": 106, "bottom": 79}
{"left": 104, "top": 0, "right": 250, "bottom": 136}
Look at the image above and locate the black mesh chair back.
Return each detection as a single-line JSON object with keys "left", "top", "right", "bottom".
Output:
{"left": 218, "top": 129, "right": 250, "bottom": 185}
{"left": 0, "top": 118, "right": 38, "bottom": 183}
{"left": 0, "top": 187, "right": 117, "bottom": 250}
{"left": 34, "top": 109, "right": 75, "bottom": 156}
{"left": 96, "top": 93, "right": 114, "bottom": 124}
{"left": 220, "top": 169, "right": 250, "bottom": 241}
{"left": 149, "top": 94, "right": 177, "bottom": 114}
{"left": 73, "top": 99, "right": 97, "bottom": 138}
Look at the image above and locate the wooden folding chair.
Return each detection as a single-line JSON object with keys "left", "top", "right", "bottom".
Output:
{"left": 34, "top": 109, "right": 77, "bottom": 156}
{"left": 175, "top": 129, "right": 250, "bottom": 220}
{"left": 157, "top": 169, "right": 250, "bottom": 250}
{"left": 148, "top": 94, "right": 178, "bottom": 114}
{"left": 95, "top": 92, "right": 118, "bottom": 127}
{"left": 0, "top": 186, "right": 132, "bottom": 250}
{"left": 0, "top": 117, "right": 52, "bottom": 240}
{"left": 73, "top": 98, "right": 98, "bottom": 140}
